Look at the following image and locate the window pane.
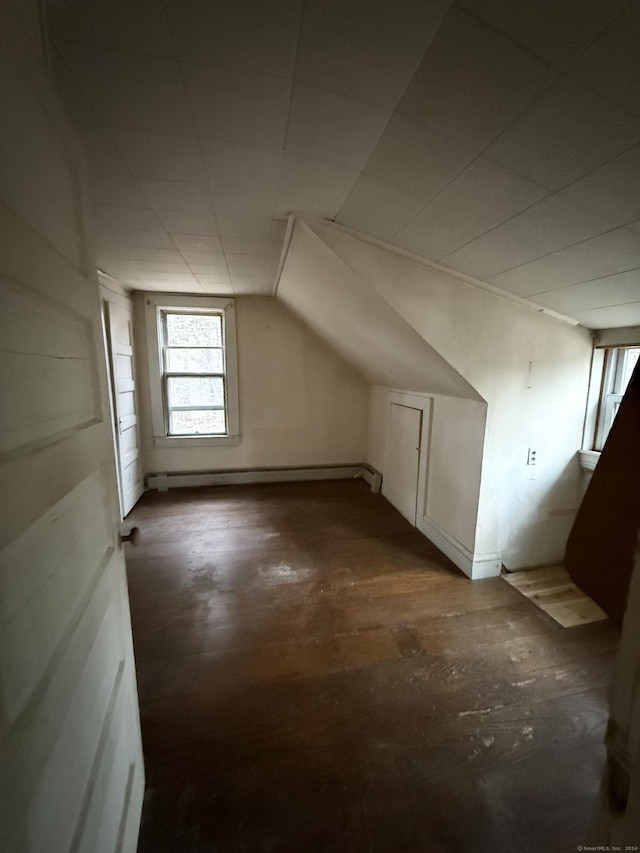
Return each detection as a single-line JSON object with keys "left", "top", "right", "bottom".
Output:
{"left": 165, "top": 313, "right": 222, "bottom": 347}
{"left": 621, "top": 348, "right": 640, "bottom": 392}
{"left": 166, "top": 347, "right": 223, "bottom": 373}
{"left": 167, "top": 376, "right": 224, "bottom": 407}
{"left": 170, "top": 409, "right": 226, "bottom": 435}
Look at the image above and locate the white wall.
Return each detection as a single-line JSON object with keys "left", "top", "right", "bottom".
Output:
{"left": 368, "top": 388, "right": 491, "bottom": 576}
{"left": 278, "top": 221, "right": 481, "bottom": 401}
{"left": 0, "top": 3, "right": 144, "bottom": 850}
{"left": 281, "top": 219, "right": 594, "bottom": 572}
{"left": 135, "top": 294, "right": 370, "bottom": 473}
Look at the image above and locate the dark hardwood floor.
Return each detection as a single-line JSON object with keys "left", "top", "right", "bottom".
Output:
{"left": 125, "top": 480, "right": 618, "bottom": 852}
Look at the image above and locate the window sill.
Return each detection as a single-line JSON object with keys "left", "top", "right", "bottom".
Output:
{"left": 153, "top": 434, "right": 241, "bottom": 448}
{"left": 578, "top": 449, "right": 600, "bottom": 472}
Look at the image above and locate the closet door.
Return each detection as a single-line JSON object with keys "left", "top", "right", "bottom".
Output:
{"left": 104, "top": 297, "right": 143, "bottom": 517}
{"left": 382, "top": 403, "right": 423, "bottom": 525}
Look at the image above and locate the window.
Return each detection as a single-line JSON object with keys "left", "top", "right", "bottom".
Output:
{"left": 594, "top": 346, "right": 640, "bottom": 450}
{"left": 144, "top": 295, "right": 239, "bottom": 446}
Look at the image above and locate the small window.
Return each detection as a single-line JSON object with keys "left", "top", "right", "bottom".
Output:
{"left": 594, "top": 346, "right": 640, "bottom": 450}
{"left": 145, "top": 295, "right": 239, "bottom": 446}
{"left": 162, "top": 312, "right": 226, "bottom": 436}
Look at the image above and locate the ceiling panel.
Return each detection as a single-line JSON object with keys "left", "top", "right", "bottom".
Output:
{"left": 127, "top": 279, "right": 204, "bottom": 293}
{"left": 569, "top": 302, "right": 640, "bottom": 330}
{"left": 138, "top": 179, "right": 212, "bottom": 213}
{"left": 48, "top": 0, "right": 174, "bottom": 57}
{"left": 485, "top": 75, "right": 640, "bottom": 190}
{"left": 457, "top": 0, "right": 629, "bottom": 69}
{"left": 336, "top": 174, "right": 427, "bottom": 242}
{"left": 50, "top": 48, "right": 101, "bottom": 126}
{"left": 96, "top": 228, "right": 176, "bottom": 250}
{"left": 198, "top": 280, "right": 235, "bottom": 296}
{"left": 169, "top": 234, "right": 223, "bottom": 253}
{"left": 295, "top": 0, "right": 446, "bottom": 109}
{"left": 88, "top": 176, "right": 147, "bottom": 208}
{"left": 397, "top": 6, "right": 555, "bottom": 153}
{"left": 100, "top": 260, "right": 190, "bottom": 275}
{"left": 226, "top": 253, "right": 269, "bottom": 270}
{"left": 562, "top": 145, "right": 640, "bottom": 225}
{"left": 156, "top": 211, "right": 219, "bottom": 236}
{"left": 275, "top": 152, "right": 358, "bottom": 219}
{"left": 216, "top": 216, "right": 276, "bottom": 239}
{"left": 180, "top": 62, "right": 292, "bottom": 147}
{"left": 188, "top": 263, "right": 229, "bottom": 275}
{"left": 196, "top": 272, "right": 232, "bottom": 285}
{"left": 364, "top": 113, "right": 476, "bottom": 200}
{"left": 75, "top": 125, "right": 131, "bottom": 178}
{"left": 490, "top": 228, "right": 640, "bottom": 297}
{"left": 441, "top": 195, "right": 616, "bottom": 278}
{"left": 286, "top": 83, "right": 391, "bottom": 170}
{"left": 533, "top": 270, "right": 640, "bottom": 314}
{"left": 392, "top": 156, "right": 549, "bottom": 260}
{"left": 441, "top": 229, "right": 543, "bottom": 281}
{"left": 111, "top": 130, "right": 207, "bottom": 182}
{"left": 221, "top": 238, "right": 273, "bottom": 256}
{"left": 231, "top": 275, "right": 269, "bottom": 294}
{"left": 201, "top": 139, "right": 282, "bottom": 190}
{"left": 49, "top": 0, "right": 640, "bottom": 326}
{"left": 213, "top": 186, "right": 277, "bottom": 219}
{"left": 178, "top": 250, "right": 227, "bottom": 266}
{"left": 164, "top": 0, "right": 302, "bottom": 77}
{"left": 96, "top": 246, "right": 183, "bottom": 262}
{"left": 93, "top": 205, "right": 164, "bottom": 231}
{"left": 57, "top": 43, "right": 195, "bottom": 133}
{"left": 569, "top": 3, "right": 640, "bottom": 118}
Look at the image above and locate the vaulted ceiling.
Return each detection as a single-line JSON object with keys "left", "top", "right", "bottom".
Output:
{"left": 47, "top": 0, "right": 640, "bottom": 329}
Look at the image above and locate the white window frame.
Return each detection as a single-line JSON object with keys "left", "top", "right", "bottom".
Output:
{"left": 594, "top": 345, "right": 639, "bottom": 451}
{"left": 144, "top": 294, "right": 240, "bottom": 447}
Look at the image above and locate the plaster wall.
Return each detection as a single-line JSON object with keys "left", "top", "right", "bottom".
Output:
{"left": 368, "top": 388, "right": 487, "bottom": 562}
{"left": 286, "top": 220, "right": 593, "bottom": 570}
{"left": 0, "top": 3, "right": 144, "bottom": 849}
{"left": 135, "top": 294, "right": 370, "bottom": 474}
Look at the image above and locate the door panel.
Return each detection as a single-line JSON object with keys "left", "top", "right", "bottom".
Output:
{"left": 104, "top": 298, "right": 144, "bottom": 518}
{"left": 382, "top": 403, "right": 423, "bottom": 525}
{"left": 0, "top": 6, "right": 144, "bottom": 851}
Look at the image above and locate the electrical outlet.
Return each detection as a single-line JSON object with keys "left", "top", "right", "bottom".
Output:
{"left": 527, "top": 448, "right": 537, "bottom": 466}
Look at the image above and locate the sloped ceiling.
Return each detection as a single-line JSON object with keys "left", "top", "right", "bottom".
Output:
{"left": 46, "top": 0, "right": 640, "bottom": 328}
{"left": 278, "top": 219, "right": 483, "bottom": 400}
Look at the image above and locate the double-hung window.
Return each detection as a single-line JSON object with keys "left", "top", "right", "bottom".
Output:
{"left": 145, "top": 295, "right": 239, "bottom": 446}
{"left": 594, "top": 345, "right": 640, "bottom": 450}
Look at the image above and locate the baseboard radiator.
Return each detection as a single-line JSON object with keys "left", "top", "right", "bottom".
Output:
{"left": 146, "top": 463, "right": 382, "bottom": 493}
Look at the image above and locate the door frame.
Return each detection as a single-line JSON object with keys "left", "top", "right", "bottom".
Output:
{"left": 382, "top": 391, "right": 433, "bottom": 528}
{"left": 99, "top": 277, "right": 143, "bottom": 518}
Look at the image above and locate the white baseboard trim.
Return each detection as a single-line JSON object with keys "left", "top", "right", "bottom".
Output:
{"left": 360, "top": 463, "right": 382, "bottom": 494}
{"left": 417, "top": 514, "right": 502, "bottom": 580}
{"left": 146, "top": 463, "right": 382, "bottom": 492}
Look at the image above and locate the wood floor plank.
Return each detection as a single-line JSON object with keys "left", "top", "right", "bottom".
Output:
{"left": 126, "top": 480, "right": 618, "bottom": 852}
{"left": 504, "top": 565, "right": 608, "bottom": 627}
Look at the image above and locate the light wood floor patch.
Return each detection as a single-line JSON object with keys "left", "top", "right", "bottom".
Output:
{"left": 504, "top": 565, "right": 608, "bottom": 628}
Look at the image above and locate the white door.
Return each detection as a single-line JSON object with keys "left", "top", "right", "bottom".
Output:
{"left": 103, "top": 297, "right": 144, "bottom": 517}
{"left": 382, "top": 403, "right": 423, "bottom": 524}
{"left": 0, "top": 7, "right": 144, "bottom": 852}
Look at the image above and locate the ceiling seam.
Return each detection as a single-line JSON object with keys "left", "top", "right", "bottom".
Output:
{"left": 382, "top": 1, "right": 640, "bottom": 248}
{"left": 158, "top": 0, "right": 229, "bottom": 297}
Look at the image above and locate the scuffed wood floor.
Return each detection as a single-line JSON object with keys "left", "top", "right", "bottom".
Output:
{"left": 125, "top": 480, "right": 618, "bottom": 852}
